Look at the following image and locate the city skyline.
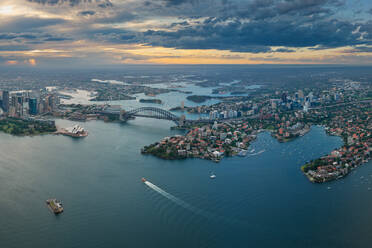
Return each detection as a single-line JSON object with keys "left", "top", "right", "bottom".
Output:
{"left": 0, "top": 0, "right": 371, "bottom": 67}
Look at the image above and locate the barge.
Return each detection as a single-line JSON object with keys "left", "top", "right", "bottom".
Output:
{"left": 46, "top": 199, "right": 64, "bottom": 214}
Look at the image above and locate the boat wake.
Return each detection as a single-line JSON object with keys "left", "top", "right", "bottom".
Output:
{"left": 248, "top": 149, "right": 266, "bottom": 157}
{"left": 144, "top": 181, "right": 213, "bottom": 219}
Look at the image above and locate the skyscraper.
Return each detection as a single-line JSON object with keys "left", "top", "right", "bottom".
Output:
{"left": 29, "top": 98, "right": 38, "bottom": 115}
{"left": 281, "top": 93, "right": 287, "bottom": 103}
{"left": 2, "top": 91, "right": 9, "bottom": 113}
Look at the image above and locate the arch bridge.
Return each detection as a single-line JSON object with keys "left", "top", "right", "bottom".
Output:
{"left": 121, "top": 107, "right": 182, "bottom": 124}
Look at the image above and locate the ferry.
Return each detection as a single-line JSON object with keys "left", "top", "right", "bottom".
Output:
{"left": 141, "top": 178, "right": 147, "bottom": 183}
{"left": 46, "top": 199, "right": 64, "bottom": 214}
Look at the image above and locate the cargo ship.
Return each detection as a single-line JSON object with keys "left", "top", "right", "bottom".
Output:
{"left": 46, "top": 199, "right": 64, "bottom": 214}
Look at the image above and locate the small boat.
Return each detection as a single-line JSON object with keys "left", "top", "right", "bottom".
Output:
{"left": 46, "top": 199, "right": 64, "bottom": 214}
{"left": 210, "top": 173, "right": 216, "bottom": 179}
{"left": 238, "top": 150, "right": 248, "bottom": 157}
{"left": 141, "top": 178, "right": 147, "bottom": 183}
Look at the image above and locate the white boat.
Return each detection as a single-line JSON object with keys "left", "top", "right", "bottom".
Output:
{"left": 210, "top": 173, "right": 216, "bottom": 179}
{"left": 238, "top": 150, "right": 248, "bottom": 157}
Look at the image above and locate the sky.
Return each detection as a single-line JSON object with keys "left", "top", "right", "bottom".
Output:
{"left": 0, "top": 0, "right": 371, "bottom": 67}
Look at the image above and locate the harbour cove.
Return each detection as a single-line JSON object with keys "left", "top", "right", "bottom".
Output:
{"left": 1, "top": 118, "right": 372, "bottom": 247}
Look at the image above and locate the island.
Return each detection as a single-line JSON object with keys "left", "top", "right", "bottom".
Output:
{"left": 139, "top": 99, "right": 162, "bottom": 104}
{"left": 186, "top": 95, "right": 213, "bottom": 103}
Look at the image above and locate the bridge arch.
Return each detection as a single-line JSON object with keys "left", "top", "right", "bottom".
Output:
{"left": 123, "top": 107, "right": 181, "bottom": 124}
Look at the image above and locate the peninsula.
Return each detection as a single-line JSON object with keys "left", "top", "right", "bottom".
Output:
{"left": 142, "top": 81, "right": 371, "bottom": 183}
{"left": 0, "top": 117, "right": 56, "bottom": 136}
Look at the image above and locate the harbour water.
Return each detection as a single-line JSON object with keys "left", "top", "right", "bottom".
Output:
{"left": 1, "top": 117, "right": 372, "bottom": 248}
{"left": 1, "top": 66, "right": 372, "bottom": 247}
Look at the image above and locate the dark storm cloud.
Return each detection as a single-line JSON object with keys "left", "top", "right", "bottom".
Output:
{"left": 43, "top": 36, "right": 71, "bottom": 42}
{"left": 343, "top": 46, "right": 372, "bottom": 53}
{"left": 27, "top": 0, "right": 87, "bottom": 6}
{"left": 0, "top": 45, "right": 30, "bottom": 51}
{"left": 97, "top": 0, "right": 113, "bottom": 8}
{"left": 274, "top": 48, "right": 296, "bottom": 53}
{"left": 139, "top": 17, "right": 365, "bottom": 52}
{"left": 79, "top": 10, "right": 96, "bottom": 16}
{"left": 0, "top": 32, "right": 70, "bottom": 44}
{"left": 169, "top": 21, "right": 190, "bottom": 28}
{"left": 230, "top": 0, "right": 344, "bottom": 20}
{"left": 104, "top": 0, "right": 370, "bottom": 53}
{"left": 83, "top": 28, "right": 138, "bottom": 44}
{"left": 27, "top": 0, "right": 113, "bottom": 7}
{"left": 95, "top": 11, "right": 137, "bottom": 23}
{"left": 0, "top": 17, "right": 66, "bottom": 33}
{"left": 11, "top": 0, "right": 372, "bottom": 57}
{"left": 359, "top": 21, "right": 372, "bottom": 40}
{"left": 163, "top": 0, "right": 196, "bottom": 6}
{"left": 0, "top": 14, "right": 71, "bottom": 49}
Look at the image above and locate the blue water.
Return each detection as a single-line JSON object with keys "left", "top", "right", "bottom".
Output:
{"left": 1, "top": 118, "right": 372, "bottom": 247}
{"left": 2, "top": 65, "right": 372, "bottom": 247}
{"left": 64, "top": 80, "right": 259, "bottom": 120}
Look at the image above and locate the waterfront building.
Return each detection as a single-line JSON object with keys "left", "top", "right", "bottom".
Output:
{"left": 209, "top": 110, "right": 219, "bottom": 120}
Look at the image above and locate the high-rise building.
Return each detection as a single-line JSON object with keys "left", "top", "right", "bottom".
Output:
{"left": 2, "top": 90, "right": 9, "bottom": 112}
{"left": 281, "top": 93, "right": 287, "bottom": 103}
{"left": 11, "top": 95, "right": 17, "bottom": 107}
{"left": 17, "top": 95, "right": 23, "bottom": 105}
{"left": 17, "top": 95, "right": 24, "bottom": 117}
{"left": 29, "top": 98, "right": 38, "bottom": 115}
{"left": 38, "top": 100, "right": 45, "bottom": 114}
{"left": 298, "top": 90, "right": 304, "bottom": 99}
{"left": 45, "top": 94, "right": 58, "bottom": 112}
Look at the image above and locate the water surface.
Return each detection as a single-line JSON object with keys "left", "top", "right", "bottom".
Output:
{"left": 1, "top": 119, "right": 372, "bottom": 248}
